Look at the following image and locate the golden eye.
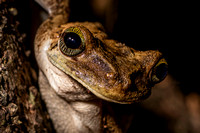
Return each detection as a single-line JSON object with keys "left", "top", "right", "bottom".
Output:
{"left": 59, "top": 27, "right": 85, "bottom": 56}
{"left": 150, "top": 58, "right": 168, "bottom": 84}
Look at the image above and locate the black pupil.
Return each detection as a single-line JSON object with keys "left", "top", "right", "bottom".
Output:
{"left": 155, "top": 63, "right": 168, "bottom": 80}
{"left": 64, "top": 32, "right": 82, "bottom": 49}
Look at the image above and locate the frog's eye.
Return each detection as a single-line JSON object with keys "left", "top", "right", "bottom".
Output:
{"left": 150, "top": 58, "right": 168, "bottom": 84}
{"left": 59, "top": 27, "right": 85, "bottom": 56}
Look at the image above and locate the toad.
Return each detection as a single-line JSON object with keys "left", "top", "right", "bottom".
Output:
{"left": 34, "top": 0, "right": 168, "bottom": 132}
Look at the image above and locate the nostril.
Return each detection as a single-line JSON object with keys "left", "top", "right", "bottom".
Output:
{"left": 128, "top": 71, "right": 143, "bottom": 92}
{"left": 129, "top": 73, "right": 138, "bottom": 92}
{"left": 150, "top": 58, "right": 168, "bottom": 84}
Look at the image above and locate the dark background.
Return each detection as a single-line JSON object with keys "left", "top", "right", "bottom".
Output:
{"left": 113, "top": 1, "right": 199, "bottom": 95}
{"left": 15, "top": 0, "right": 199, "bottom": 132}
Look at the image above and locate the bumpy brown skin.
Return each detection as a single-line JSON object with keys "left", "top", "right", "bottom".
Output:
{"left": 47, "top": 22, "right": 162, "bottom": 103}
{"left": 34, "top": 0, "right": 163, "bottom": 132}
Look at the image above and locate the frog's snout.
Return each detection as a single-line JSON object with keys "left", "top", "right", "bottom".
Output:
{"left": 149, "top": 58, "right": 168, "bottom": 84}
{"left": 133, "top": 50, "right": 168, "bottom": 88}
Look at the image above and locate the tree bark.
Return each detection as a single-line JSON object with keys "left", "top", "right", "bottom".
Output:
{"left": 0, "top": 0, "right": 53, "bottom": 132}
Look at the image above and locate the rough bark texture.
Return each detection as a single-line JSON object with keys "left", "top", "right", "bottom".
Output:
{"left": 0, "top": 0, "right": 53, "bottom": 132}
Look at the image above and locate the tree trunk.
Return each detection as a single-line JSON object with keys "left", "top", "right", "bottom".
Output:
{"left": 0, "top": 1, "right": 53, "bottom": 132}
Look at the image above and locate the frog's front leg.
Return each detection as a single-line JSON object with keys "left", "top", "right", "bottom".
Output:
{"left": 39, "top": 71, "right": 103, "bottom": 133}
{"left": 35, "top": 0, "right": 70, "bottom": 16}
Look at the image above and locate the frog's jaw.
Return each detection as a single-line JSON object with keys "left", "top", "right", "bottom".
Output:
{"left": 47, "top": 43, "right": 166, "bottom": 104}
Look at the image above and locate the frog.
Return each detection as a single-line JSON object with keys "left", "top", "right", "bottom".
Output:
{"left": 34, "top": 0, "right": 168, "bottom": 132}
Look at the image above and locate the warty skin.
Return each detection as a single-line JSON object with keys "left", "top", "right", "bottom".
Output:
{"left": 34, "top": 0, "right": 167, "bottom": 132}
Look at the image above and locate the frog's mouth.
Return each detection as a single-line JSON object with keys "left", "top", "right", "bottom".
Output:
{"left": 48, "top": 47, "right": 168, "bottom": 104}
{"left": 82, "top": 57, "right": 168, "bottom": 104}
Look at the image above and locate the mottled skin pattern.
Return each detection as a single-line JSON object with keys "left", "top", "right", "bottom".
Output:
{"left": 34, "top": 0, "right": 167, "bottom": 132}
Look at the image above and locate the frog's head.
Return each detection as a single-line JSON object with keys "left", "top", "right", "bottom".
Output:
{"left": 47, "top": 22, "right": 168, "bottom": 104}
